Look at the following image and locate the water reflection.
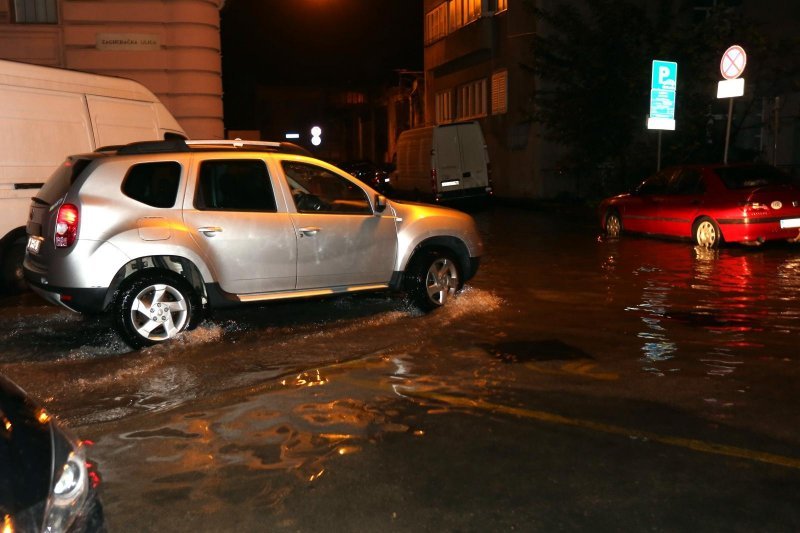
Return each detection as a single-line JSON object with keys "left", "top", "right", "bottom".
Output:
{"left": 609, "top": 238, "right": 800, "bottom": 377}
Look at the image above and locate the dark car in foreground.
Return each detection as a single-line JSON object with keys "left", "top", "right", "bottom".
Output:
{"left": 599, "top": 163, "right": 800, "bottom": 247}
{"left": 0, "top": 374, "right": 103, "bottom": 532}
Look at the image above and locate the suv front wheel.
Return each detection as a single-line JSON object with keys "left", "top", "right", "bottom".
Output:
{"left": 406, "top": 249, "right": 462, "bottom": 312}
{"left": 113, "top": 271, "right": 201, "bottom": 348}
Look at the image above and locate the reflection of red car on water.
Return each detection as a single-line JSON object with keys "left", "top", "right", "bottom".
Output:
{"left": 599, "top": 163, "right": 800, "bottom": 247}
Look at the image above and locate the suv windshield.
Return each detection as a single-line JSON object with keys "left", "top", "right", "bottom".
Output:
{"left": 715, "top": 165, "right": 793, "bottom": 189}
{"left": 35, "top": 157, "right": 95, "bottom": 205}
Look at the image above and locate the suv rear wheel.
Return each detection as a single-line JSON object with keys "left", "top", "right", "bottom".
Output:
{"left": 406, "top": 249, "right": 462, "bottom": 312}
{"left": 113, "top": 271, "right": 200, "bottom": 348}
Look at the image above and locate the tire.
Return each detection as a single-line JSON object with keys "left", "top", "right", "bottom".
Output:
{"left": 406, "top": 249, "right": 462, "bottom": 312}
{"left": 693, "top": 217, "right": 721, "bottom": 248}
{"left": 113, "top": 271, "right": 200, "bottom": 349}
{"left": 605, "top": 211, "right": 622, "bottom": 238}
{"left": 1, "top": 237, "right": 27, "bottom": 294}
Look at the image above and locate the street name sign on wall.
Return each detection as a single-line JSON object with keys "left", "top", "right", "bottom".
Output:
{"left": 648, "top": 60, "right": 677, "bottom": 130}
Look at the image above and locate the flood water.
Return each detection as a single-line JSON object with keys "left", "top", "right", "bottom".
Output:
{"left": 1, "top": 204, "right": 799, "bottom": 530}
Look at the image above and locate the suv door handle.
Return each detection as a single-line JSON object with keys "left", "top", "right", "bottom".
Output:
{"left": 198, "top": 226, "right": 223, "bottom": 237}
{"left": 299, "top": 226, "right": 320, "bottom": 237}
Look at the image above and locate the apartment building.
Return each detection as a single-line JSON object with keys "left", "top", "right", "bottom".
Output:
{"left": 423, "top": 0, "right": 565, "bottom": 198}
{"left": 0, "top": 0, "right": 224, "bottom": 138}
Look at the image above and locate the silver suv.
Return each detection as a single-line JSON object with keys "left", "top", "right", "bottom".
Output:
{"left": 24, "top": 139, "right": 482, "bottom": 348}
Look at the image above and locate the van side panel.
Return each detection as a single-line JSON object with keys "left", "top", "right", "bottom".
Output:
{"left": 432, "top": 126, "right": 462, "bottom": 190}
{"left": 395, "top": 126, "right": 434, "bottom": 196}
{"left": 0, "top": 85, "right": 95, "bottom": 188}
{"left": 455, "top": 122, "right": 490, "bottom": 192}
{"left": 87, "top": 96, "right": 160, "bottom": 148}
{"left": 154, "top": 103, "right": 187, "bottom": 138}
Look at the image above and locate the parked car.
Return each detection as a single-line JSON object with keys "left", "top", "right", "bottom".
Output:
{"left": 24, "top": 139, "right": 483, "bottom": 349}
{"left": 337, "top": 160, "right": 394, "bottom": 195}
{"left": 0, "top": 373, "right": 104, "bottom": 532}
{"left": 599, "top": 163, "right": 800, "bottom": 247}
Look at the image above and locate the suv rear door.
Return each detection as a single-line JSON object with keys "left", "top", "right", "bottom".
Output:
{"left": 182, "top": 156, "right": 297, "bottom": 295}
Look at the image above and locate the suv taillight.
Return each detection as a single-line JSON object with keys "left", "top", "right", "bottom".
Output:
{"left": 55, "top": 203, "right": 79, "bottom": 248}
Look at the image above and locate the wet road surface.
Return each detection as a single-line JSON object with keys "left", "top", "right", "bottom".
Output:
{"left": 1, "top": 205, "right": 799, "bottom": 531}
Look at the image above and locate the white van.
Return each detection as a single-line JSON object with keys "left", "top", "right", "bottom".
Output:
{"left": 0, "top": 59, "right": 186, "bottom": 291}
{"left": 393, "top": 121, "right": 492, "bottom": 202}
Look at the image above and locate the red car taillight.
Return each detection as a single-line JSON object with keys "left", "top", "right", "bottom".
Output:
{"left": 55, "top": 203, "right": 79, "bottom": 248}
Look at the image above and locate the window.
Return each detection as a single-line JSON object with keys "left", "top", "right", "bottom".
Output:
{"left": 425, "top": 2, "right": 448, "bottom": 44}
{"left": 282, "top": 162, "right": 372, "bottom": 215}
{"left": 195, "top": 160, "right": 277, "bottom": 212}
{"left": 426, "top": 0, "right": 483, "bottom": 43}
{"left": 491, "top": 70, "right": 508, "bottom": 115}
{"left": 457, "top": 78, "right": 488, "bottom": 120}
{"left": 122, "top": 162, "right": 181, "bottom": 208}
{"left": 715, "top": 165, "right": 792, "bottom": 190}
{"left": 668, "top": 169, "right": 705, "bottom": 195}
{"left": 436, "top": 90, "right": 454, "bottom": 124}
{"left": 636, "top": 169, "right": 675, "bottom": 196}
{"left": 496, "top": 0, "right": 507, "bottom": 12}
{"left": 13, "top": 0, "right": 58, "bottom": 23}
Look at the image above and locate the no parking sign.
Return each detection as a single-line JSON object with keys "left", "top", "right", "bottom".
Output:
{"left": 718, "top": 45, "right": 746, "bottom": 98}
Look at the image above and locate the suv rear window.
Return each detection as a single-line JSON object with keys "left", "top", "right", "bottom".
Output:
{"left": 195, "top": 160, "right": 277, "bottom": 212}
{"left": 122, "top": 162, "right": 181, "bottom": 208}
{"left": 35, "top": 157, "right": 95, "bottom": 205}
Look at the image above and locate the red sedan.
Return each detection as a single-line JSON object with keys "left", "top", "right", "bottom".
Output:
{"left": 599, "top": 163, "right": 800, "bottom": 247}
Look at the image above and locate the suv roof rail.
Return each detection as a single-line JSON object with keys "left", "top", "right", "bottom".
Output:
{"left": 186, "top": 139, "right": 313, "bottom": 156}
{"left": 114, "top": 138, "right": 313, "bottom": 157}
{"left": 117, "top": 139, "right": 190, "bottom": 155}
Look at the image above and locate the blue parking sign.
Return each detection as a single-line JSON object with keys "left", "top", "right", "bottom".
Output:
{"left": 649, "top": 60, "right": 677, "bottom": 130}
{"left": 651, "top": 60, "right": 678, "bottom": 91}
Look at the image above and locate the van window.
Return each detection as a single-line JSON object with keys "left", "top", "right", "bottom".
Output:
{"left": 195, "top": 160, "right": 277, "bottom": 212}
{"left": 122, "top": 162, "right": 181, "bottom": 208}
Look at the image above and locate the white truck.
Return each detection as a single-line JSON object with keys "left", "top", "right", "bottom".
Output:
{"left": 0, "top": 59, "right": 186, "bottom": 291}
{"left": 393, "top": 121, "right": 492, "bottom": 203}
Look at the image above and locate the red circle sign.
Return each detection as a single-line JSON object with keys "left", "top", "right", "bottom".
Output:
{"left": 720, "top": 45, "right": 747, "bottom": 80}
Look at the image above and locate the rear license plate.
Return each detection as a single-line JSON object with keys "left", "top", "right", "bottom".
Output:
{"left": 780, "top": 218, "right": 800, "bottom": 229}
{"left": 26, "top": 236, "right": 42, "bottom": 254}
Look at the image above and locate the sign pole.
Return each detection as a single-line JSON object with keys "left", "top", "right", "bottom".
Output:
{"left": 723, "top": 97, "right": 733, "bottom": 164}
{"left": 717, "top": 45, "right": 747, "bottom": 165}
{"left": 657, "top": 130, "right": 662, "bottom": 171}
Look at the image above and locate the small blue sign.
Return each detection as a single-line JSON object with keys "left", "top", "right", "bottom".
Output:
{"left": 649, "top": 60, "right": 677, "bottom": 129}
{"left": 651, "top": 60, "right": 678, "bottom": 91}
{"left": 650, "top": 89, "right": 676, "bottom": 119}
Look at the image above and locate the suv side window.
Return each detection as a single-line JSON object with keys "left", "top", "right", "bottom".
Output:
{"left": 282, "top": 161, "right": 371, "bottom": 215}
{"left": 121, "top": 162, "right": 181, "bottom": 208}
{"left": 195, "top": 159, "right": 277, "bottom": 212}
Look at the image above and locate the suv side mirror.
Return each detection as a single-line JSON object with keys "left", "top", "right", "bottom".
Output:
{"left": 374, "top": 194, "right": 387, "bottom": 213}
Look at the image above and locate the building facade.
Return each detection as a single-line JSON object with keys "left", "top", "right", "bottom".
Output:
{"left": 0, "top": 0, "right": 224, "bottom": 138}
{"left": 423, "top": 0, "right": 564, "bottom": 198}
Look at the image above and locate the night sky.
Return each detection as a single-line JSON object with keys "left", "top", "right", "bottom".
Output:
{"left": 220, "top": 0, "right": 424, "bottom": 87}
